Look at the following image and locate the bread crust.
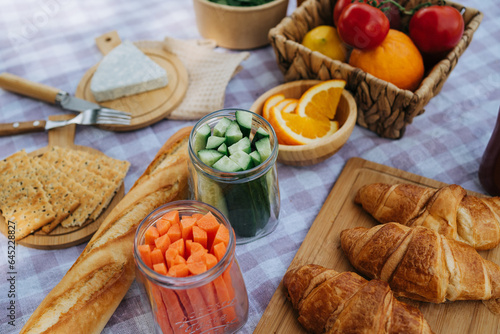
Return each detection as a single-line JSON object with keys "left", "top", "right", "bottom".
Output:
{"left": 20, "top": 127, "right": 192, "bottom": 334}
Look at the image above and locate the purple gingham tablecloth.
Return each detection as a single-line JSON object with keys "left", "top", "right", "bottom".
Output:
{"left": 1, "top": 0, "right": 500, "bottom": 333}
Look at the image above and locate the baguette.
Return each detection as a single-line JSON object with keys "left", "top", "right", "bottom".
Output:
{"left": 20, "top": 127, "right": 192, "bottom": 334}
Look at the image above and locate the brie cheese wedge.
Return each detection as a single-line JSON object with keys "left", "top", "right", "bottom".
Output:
{"left": 90, "top": 41, "right": 168, "bottom": 102}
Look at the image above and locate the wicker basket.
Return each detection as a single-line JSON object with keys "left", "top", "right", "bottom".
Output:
{"left": 268, "top": 0, "right": 483, "bottom": 138}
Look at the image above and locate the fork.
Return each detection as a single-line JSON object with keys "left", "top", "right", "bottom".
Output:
{"left": 0, "top": 108, "right": 132, "bottom": 136}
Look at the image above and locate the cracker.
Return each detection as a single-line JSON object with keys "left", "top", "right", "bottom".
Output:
{"left": 39, "top": 146, "right": 124, "bottom": 226}
{"left": 0, "top": 152, "right": 57, "bottom": 240}
{"left": 38, "top": 149, "right": 103, "bottom": 227}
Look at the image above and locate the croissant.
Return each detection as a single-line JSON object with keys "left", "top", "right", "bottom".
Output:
{"left": 283, "top": 264, "right": 434, "bottom": 334}
{"left": 354, "top": 183, "right": 500, "bottom": 250}
{"left": 340, "top": 223, "right": 500, "bottom": 303}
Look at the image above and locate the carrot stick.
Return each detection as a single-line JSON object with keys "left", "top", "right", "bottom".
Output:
{"left": 151, "top": 284, "right": 173, "bottom": 334}
{"left": 196, "top": 212, "right": 220, "bottom": 250}
{"left": 211, "top": 224, "right": 230, "bottom": 252}
{"left": 167, "top": 224, "right": 182, "bottom": 243}
{"left": 153, "top": 262, "right": 168, "bottom": 276}
{"left": 212, "top": 242, "right": 226, "bottom": 262}
{"left": 165, "top": 248, "right": 178, "bottom": 269}
{"left": 155, "top": 234, "right": 171, "bottom": 255}
{"left": 138, "top": 244, "right": 153, "bottom": 269}
{"left": 151, "top": 248, "right": 165, "bottom": 266}
{"left": 180, "top": 216, "right": 197, "bottom": 241}
{"left": 192, "top": 225, "right": 208, "bottom": 249}
{"left": 204, "top": 253, "right": 218, "bottom": 270}
{"left": 213, "top": 276, "right": 237, "bottom": 324}
{"left": 168, "top": 264, "right": 189, "bottom": 277}
{"left": 159, "top": 287, "right": 187, "bottom": 334}
{"left": 157, "top": 218, "right": 172, "bottom": 236}
{"left": 169, "top": 239, "right": 185, "bottom": 258}
{"left": 162, "top": 210, "right": 180, "bottom": 226}
{"left": 187, "top": 261, "right": 207, "bottom": 276}
{"left": 173, "top": 254, "right": 186, "bottom": 266}
{"left": 199, "top": 282, "right": 222, "bottom": 329}
{"left": 145, "top": 226, "right": 160, "bottom": 245}
{"left": 185, "top": 287, "right": 214, "bottom": 334}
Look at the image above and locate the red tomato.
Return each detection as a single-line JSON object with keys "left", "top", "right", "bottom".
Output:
{"left": 409, "top": 5, "right": 464, "bottom": 54}
{"left": 333, "top": 0, "right": 378, "bottom": 26}
{"left": 337, "top": 3, "right": 390, "bottom": 50}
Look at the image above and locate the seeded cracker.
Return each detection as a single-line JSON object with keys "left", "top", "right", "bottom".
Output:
{"left": 40, "top": 146, "right": 128, "bottom": 226}
{"left": 7, "top": 151, "right": 81, "bottom": 234}
{"left": 0, "top": 152, "right": 56, "bottom": 240}
{"left": 39, "top": 148, "right": 103, "bottom": 227}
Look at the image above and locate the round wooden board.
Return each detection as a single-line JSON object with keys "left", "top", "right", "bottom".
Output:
{"left": 75, "top": 47, "right": 188, "bottom": 131}
{"left": 0, "top": 117, "right": 126, "bottom": 249}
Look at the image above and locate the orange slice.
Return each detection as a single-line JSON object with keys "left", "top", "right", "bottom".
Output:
{"left": 296, "top": 79, "right": 346, "bottom": 120}
{"left": 269, "top": 106, "right": 339, "bottom": 145}
{"left": 282, "top": 100, "right": 298, "bottom": 113}
{"left": 262, "top": 93, "right": 285, "bottom": 120}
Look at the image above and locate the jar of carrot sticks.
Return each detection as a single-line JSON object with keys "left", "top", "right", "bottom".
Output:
{"left": 134, "top": 200, "right": 249, "bottom": 334}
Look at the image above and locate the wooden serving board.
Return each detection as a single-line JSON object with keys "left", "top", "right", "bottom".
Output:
{"left": 75, "top": 31, "right": 188, "bottom": 131}
{"left": 254, "top": 157, "right": 500, "bottom": 334}
{"left": 0, "top": 115, "right": 125, "bottom": 249}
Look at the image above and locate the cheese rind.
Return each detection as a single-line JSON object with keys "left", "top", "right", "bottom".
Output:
{"left": 90, "top": 41, "right": 168, "bottom": 102}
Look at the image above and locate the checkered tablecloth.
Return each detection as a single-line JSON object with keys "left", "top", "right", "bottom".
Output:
{"left": 1, "top": 0, "right": 500, "bottom": 333}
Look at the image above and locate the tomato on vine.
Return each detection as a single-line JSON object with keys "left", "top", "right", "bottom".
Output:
{"left": 336, "top": 2, "right": 390, "bottom": 50}
{"left": 409, "top": 4, "right": 464, "bottom": 55}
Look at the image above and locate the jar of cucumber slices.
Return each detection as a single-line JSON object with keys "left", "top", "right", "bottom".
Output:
{"left": 188, "top": 109, "right": 280, "bottom": 244}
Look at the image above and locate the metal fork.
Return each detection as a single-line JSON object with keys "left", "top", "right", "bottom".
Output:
{"left": 45, "top": 108, "right": 132, "bottom": 129}
{"left": 0, "top": 108, "right": 132, "bottom": 136}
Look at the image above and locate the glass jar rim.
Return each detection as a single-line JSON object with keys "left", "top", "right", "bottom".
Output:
{"left": 188, "top": 108, "right": 279, "bottom": 183}
{"left": 133, "top": 200, "right": 236, "bottom": 289}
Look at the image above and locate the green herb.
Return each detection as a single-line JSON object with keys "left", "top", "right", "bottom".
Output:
{"left": 208, "top": 0, "right": 276, "bottom": 7}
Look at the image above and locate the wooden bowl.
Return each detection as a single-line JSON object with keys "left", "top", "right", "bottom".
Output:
{"left": 192, "top": 0, "right": 289, "bottom": 50}
{"left": 250, "top": 80, "right": 357, "bottom": 166}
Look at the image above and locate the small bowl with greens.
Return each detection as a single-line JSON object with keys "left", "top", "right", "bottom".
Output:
{"left": 192, "top": 0, "right": 289, "bottom": 50}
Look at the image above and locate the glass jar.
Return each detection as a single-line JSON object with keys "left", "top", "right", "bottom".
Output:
{"left": 188, "top": 108, "right": 280, "bottom": 244}
{"left": 134, "top": 200, "right": 249, "bottom": 334}
{"left": 479, "top": 106, "right": 500, "bottom": 196}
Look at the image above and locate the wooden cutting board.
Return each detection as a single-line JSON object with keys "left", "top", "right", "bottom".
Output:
{"left": 0, "top": 115, "right": 125, "bottom": 249}
{"left": 254, "top": 157, "right": 500, "bottom": 334}
{"left": 75, "top": 31, "right": 188, "bottom": 131}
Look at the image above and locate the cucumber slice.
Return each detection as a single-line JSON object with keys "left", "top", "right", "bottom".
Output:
{"left": 255, "top": 137, "right": 272, "bottom": 162}
{"left": 222, "top": 176, "right": 271, "bottom": 238}
{"left": 235, "top": 110, "right": 252, "bottom": 137}
{"left": 217, "top": 143, "right": 228, "bottom": 156}
{"left": 249, "top": 150, "right": 261, "bottom": 166}
{"left": 193, "top": 124, "right": 211, "bottom": 153}
{"left": 229, "top": 151, "right": 253, "bottom": 170}
{"left": 197, "top": 149, "right": 224, "bottom": 167}
{"left": 212, "top": 155, "right": 243, "bottom": 172}
{"left": 213, "top": 117, "right": 232, "bottom": 137}
{"left": 225, "top": 121, "right": 243, "bottom": 146}
{"left": 206, "top": 136, "right": 226, "bottom": 150}
{"left": 197, "top": 175, "right": 229, "bottom": 219}
{"left": 228, "top": 137, "right": 251, "bottom": 156}
{"left": 254, "top": 127, "right": 270, "bottom": 143}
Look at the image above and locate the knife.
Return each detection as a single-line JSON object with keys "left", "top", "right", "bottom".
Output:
{"left": 0, "top": 72, "right": 130, "bottom": 116}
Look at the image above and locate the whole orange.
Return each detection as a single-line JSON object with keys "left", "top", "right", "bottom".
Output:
{"left": 349, "top": 29, "right": 424, "bottom": 91}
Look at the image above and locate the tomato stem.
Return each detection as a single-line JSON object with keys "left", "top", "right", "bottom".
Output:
{"left": 376, "top": 0, "right": 443, "bottom": 16}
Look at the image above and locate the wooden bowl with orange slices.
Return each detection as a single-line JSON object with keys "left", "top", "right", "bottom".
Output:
{"left": 250, "top": 80, "right": 357, "bottom": 166}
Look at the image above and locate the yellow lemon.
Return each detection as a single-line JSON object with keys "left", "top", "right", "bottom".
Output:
{"left": 302, "top": 25, "right": 348, "bottom": 62}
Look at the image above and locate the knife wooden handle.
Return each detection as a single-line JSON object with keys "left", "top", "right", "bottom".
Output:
{"left": 0, "top": 120, "right": 46, "bottom": 136}
{"left": 0, "top": 73, "right": 61, "bottom": 104}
